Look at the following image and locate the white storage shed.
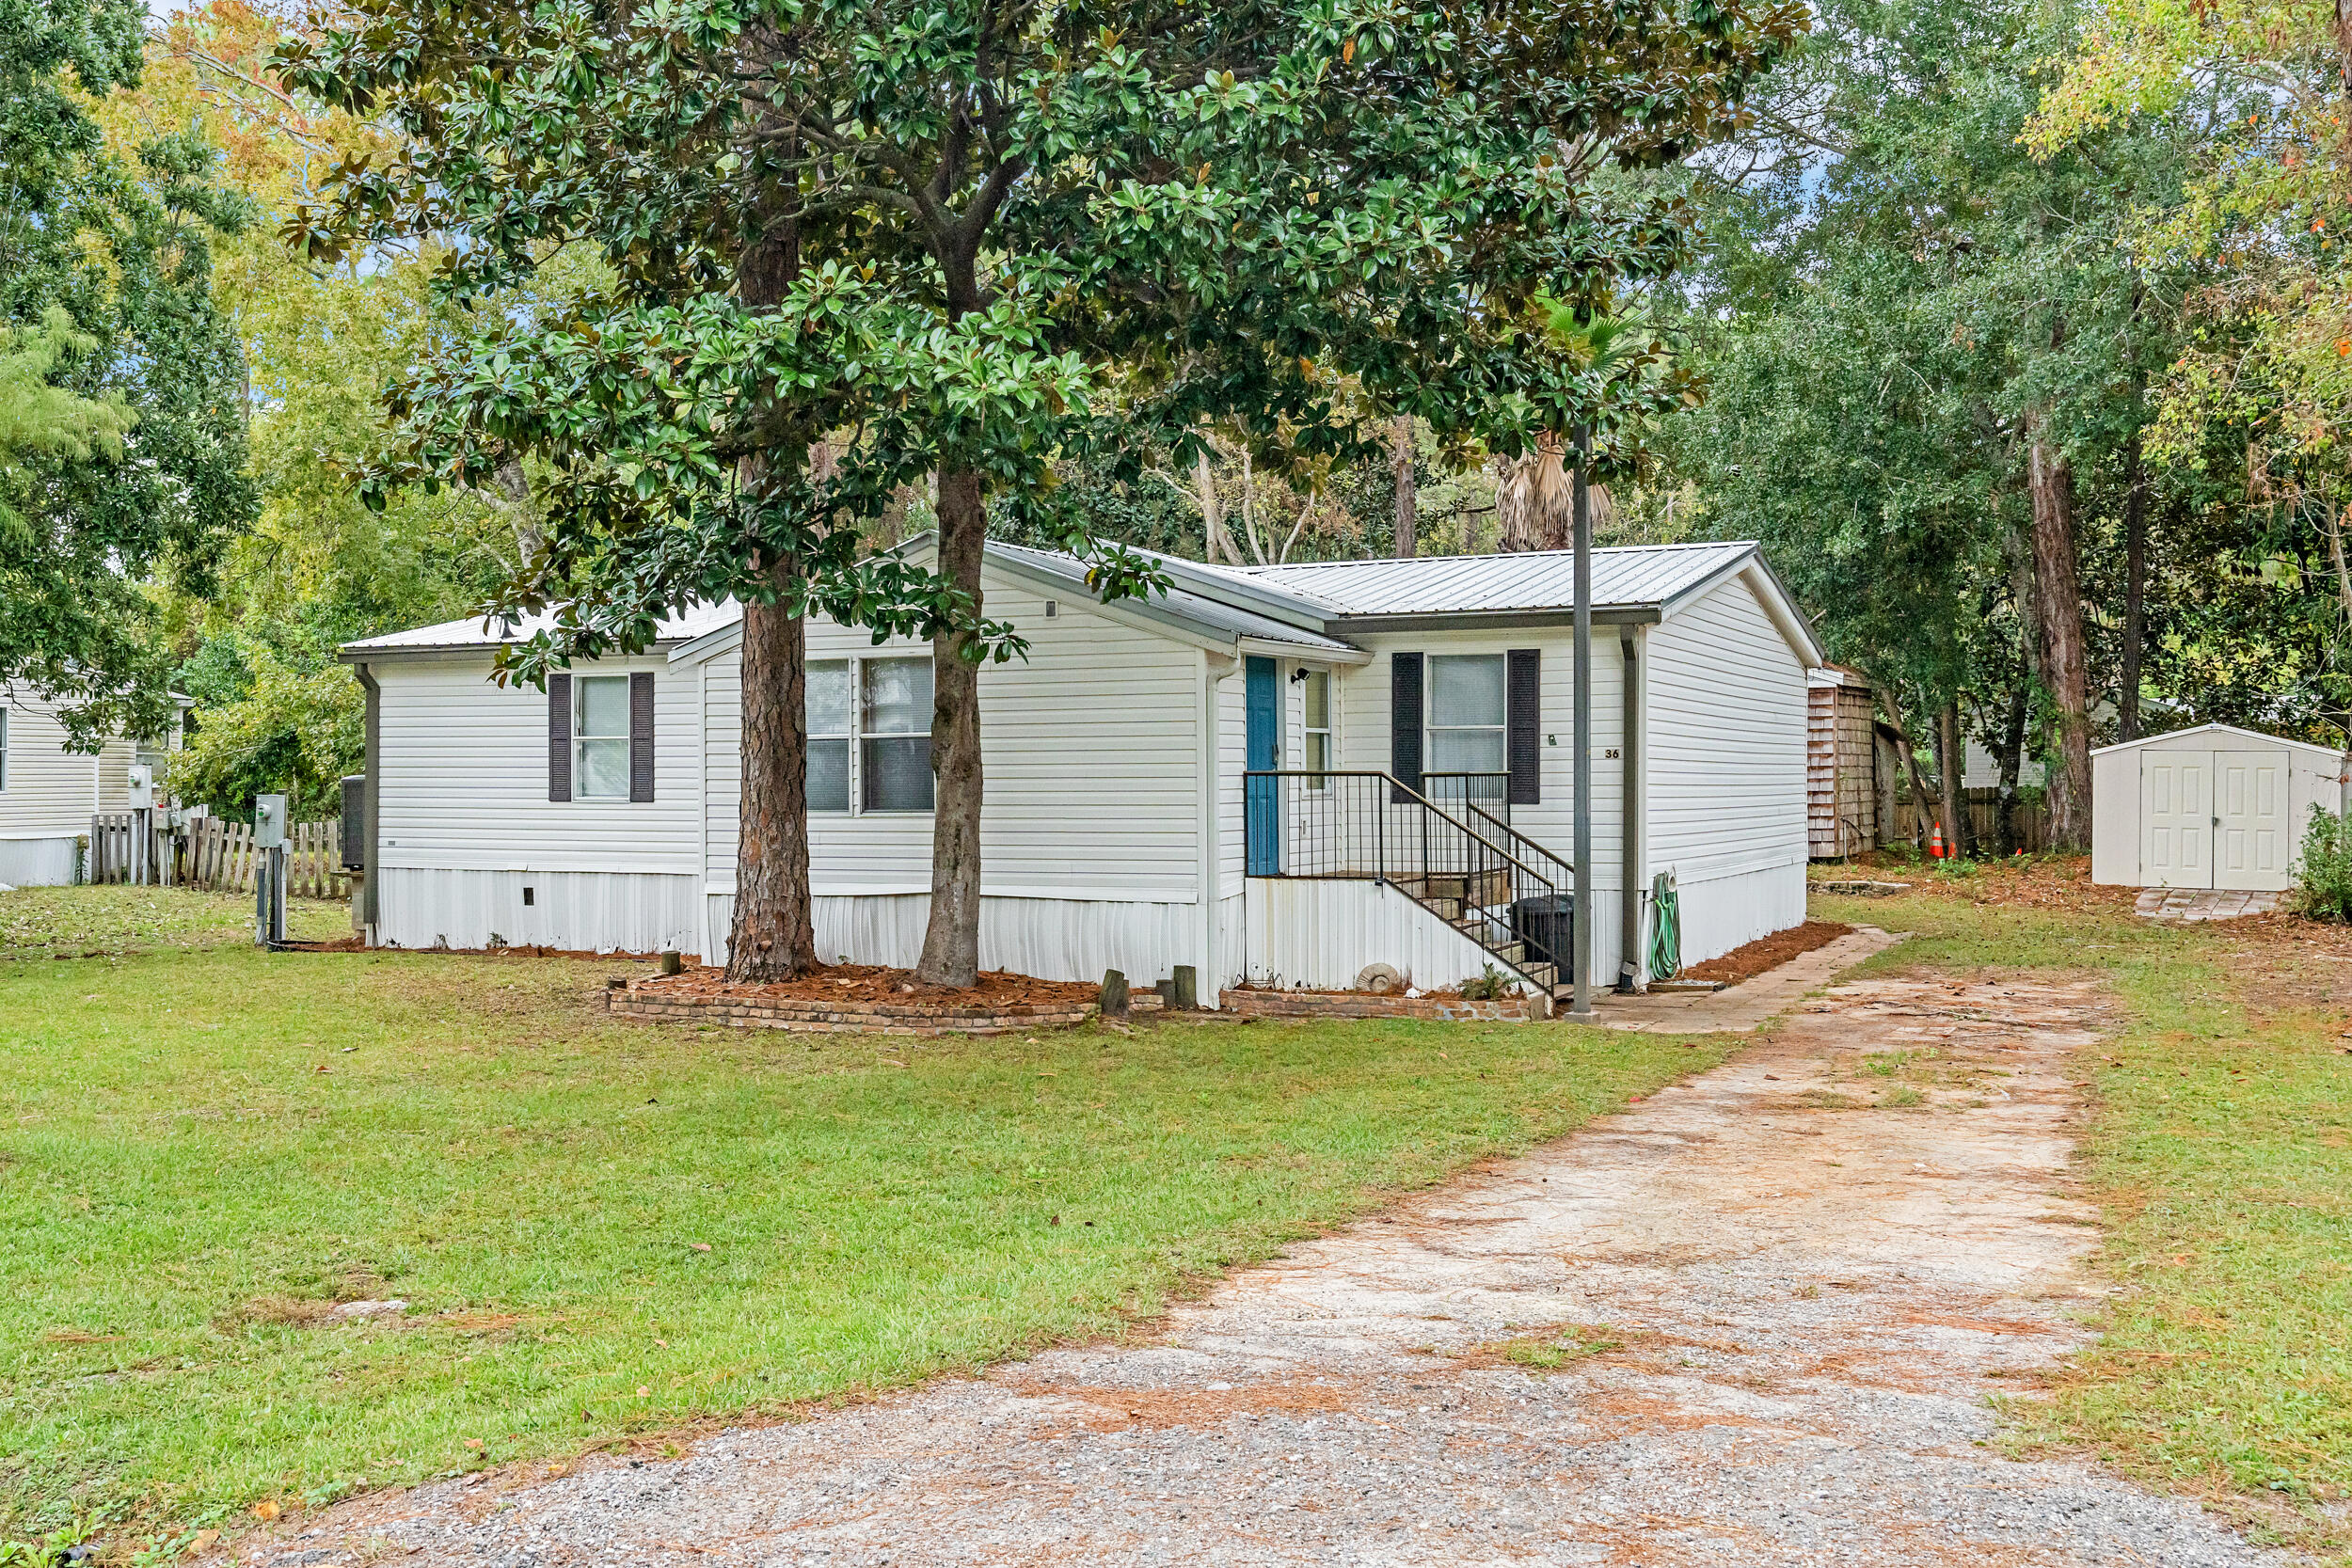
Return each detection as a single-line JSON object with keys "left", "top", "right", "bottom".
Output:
{"left": 2090, "top": 723, "right": 2350, "bottom": 892}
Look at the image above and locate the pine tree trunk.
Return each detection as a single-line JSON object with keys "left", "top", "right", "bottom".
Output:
{"left": 1936, "top": 698, "right": 1972, "bottom": 860}
{"left": 726, "top": 557, "right": 818, "bottom": 980}
{"left": 914, "top": 467, "right": 986, "bottom": 987}
{"left": 2121, "top": 430, "right": 2147, "bottom": 743}
{"left": 722, "top": 172, "right": 815, "bottom": 982}
{"left": 1391, "top": 415, "right": 1416, "bottom": 557}
{"left": 2028, "top": 436, "right": 2093, "bottom": 853}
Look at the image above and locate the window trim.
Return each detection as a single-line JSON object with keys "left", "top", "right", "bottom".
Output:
{"left": 1423, "top": 652, "right": 1508, "bottom": 776}
{"left": 805, "top": 659, "right": 852, "bottom": 815}
{"left": 572, "top": 673, "right": 632, "bottom": 800}
{"left": 1300, "top": 668, "right": 1333, "bottom": 787}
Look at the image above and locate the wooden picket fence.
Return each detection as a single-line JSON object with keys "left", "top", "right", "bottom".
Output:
{"left": 97, "top": 814, "right": 351, "bottom": 899}
{"left": 87, "top": 813, "right": 165, "bottom": 885}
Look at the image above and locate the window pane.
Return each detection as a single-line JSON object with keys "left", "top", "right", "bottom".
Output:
{"left": 1429, "top": 728, "right": 1505, "bottom": 774}
{"left": 1429, "top": 654, "right": 1504, "bottom": 728}
{"left": 808, "top": 737, "right": 850, "bottom": 812}
{"left": 577, "top": 736, "right": 630, "bottom": 799}
{"left": 1303, "top": 670, "right": 1329, "bottom": 730}
{"left": 807, "top": 661, "right": 850, "bottom": 736}
{"left": 864, "top": 657, "right": 932, "bottom": 736}
{"left": 577, "top": 675, "right": 630, "bottom": 739}
{"left": 864, "top": 736, "right": 933, "bottom": 810}
{"left": 1305, "top": 732, "right": 1331, "bottom": 783}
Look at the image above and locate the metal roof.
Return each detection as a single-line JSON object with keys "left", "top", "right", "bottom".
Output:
{"left": 342, "top": 600, "right": 737, "bottom": 656}
{"left": 2090, "top": 721, "right": 2349, "bottom": 762}
{"left": 1229, "top": 541, "right": 1759, "bottom": 618}
{"left": 983, "top": 539, "right": 1358, "bottom": 654}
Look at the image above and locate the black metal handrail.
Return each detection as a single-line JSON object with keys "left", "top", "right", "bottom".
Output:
{"left": 1422, "top": 771, "right": 1510, "bottom": 826}
{"left": 1243, "top": 769, "right": 1572, "bottom": 998}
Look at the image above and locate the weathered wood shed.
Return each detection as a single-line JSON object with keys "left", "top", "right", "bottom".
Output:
{"left": 1806, "top": 665, "right": 1880, "bottom": 859}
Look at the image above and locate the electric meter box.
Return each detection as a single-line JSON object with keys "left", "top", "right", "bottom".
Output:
{"left": 127, "top": 765, "right": 154, "bottom": 811}
{"left": 254, "top": 794, "right": 288, "bottom": 850}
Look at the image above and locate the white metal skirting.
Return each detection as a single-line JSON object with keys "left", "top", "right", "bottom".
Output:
{"left": 1665, "top": 860, "right": 1807, "bottom": 970}
{"left": 704, "top": 891, "right": 1204, "bottom": 987}
{"left": 0, "top": 836, "right": 79, "bottom": 887}
{"left": 1243, "top": 878, "right": 1539, "bottom": 994}
{"left": 375, "top": 867, "right": 700, "bottom": 955}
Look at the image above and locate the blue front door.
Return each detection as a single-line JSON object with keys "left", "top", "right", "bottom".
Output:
{"left": 1245, "top": 656, "right": 1279, "bottom": 875}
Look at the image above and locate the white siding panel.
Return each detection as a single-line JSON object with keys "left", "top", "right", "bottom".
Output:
{"left": 1217, "top": 664, "right": 1246, "bottom": 899}
{"left": 1644, "top": 572, "right": 1809, "bottom": 966}
{"left": 703, "top": 580, "right": 1203, "bottom": 900}
{"left": 703, "top": 890, "right": 1200, "bottom": 985}
{"left": 0, "top": 688, "right": 102, "bottom": 840}
{"left": 374, "top": 654, "right": 700, "bottom": 874}
{"left": 376, "top": 868, "right": 698, "bottom": 954}
{"left": 1242, "top": 879, "right": 1540, "bottom": 995}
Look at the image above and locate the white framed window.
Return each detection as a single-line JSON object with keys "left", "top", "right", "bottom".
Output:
{"left": 1302, "top": 669, "right": 1332, "bottom": 786}
{"left": 574, "top": 675, "right": 631, "bottom": 800}
{"left": 861, "top": 657, "right": 933, "bottom": 812}
{"left": 1427, "top": 654, "right": 1506, "bottom": 774}
{"left": 807, "top": 660, "right": 851, "bottom": 812}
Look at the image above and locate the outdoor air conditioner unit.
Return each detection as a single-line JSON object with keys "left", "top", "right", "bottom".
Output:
{"left": 341, "top": 774, "right": 366, "bottom": 870}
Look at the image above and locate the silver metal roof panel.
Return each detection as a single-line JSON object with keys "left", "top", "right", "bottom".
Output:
{"left": 1232, "top": 541, "right": 1758, "bottom": 617}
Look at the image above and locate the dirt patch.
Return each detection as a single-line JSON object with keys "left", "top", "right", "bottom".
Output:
{"left": 1679, "top": 919, "right": 1853, "bottom": 985}
{"left": 629, "top": 961, "right": 1104, "bottom": 1010}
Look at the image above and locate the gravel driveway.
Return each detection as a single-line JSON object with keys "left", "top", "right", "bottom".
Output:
{"left": 232, "top": 972, "right": 2283, "bottom": 1567}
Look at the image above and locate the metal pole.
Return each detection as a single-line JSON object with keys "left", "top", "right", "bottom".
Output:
{"left": 1570, "top": 425, "right": 1595, "bottom": 1019}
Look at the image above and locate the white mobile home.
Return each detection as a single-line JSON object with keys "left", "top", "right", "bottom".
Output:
{"left": 2091, "top": 722, "right": 2350, "bottom": 893}
{"left": 341, "top": 539, "right": 1823, "bottom": 1006}
{"left": 0, "top": 684, "right": 184, "bottom": 886}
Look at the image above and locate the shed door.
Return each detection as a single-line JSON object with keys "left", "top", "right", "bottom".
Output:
{"left": 2139, "top": 752, "right": 2212, "bottom": 889}
{"left": 2214, "top": 749, "right": 2293, "bottom": 892}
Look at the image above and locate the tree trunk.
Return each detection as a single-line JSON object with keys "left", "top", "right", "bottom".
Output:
{"left": 1935, "top": 697, "right": 1972, "bottom": 859}
{"left": 2325, "top": 498, "right": 2352, "bottom": 636}
{"left": 723, "top": 167, "right": 815, "bottom": 982}
{"left": 2028, "top": 436, "right": 2093, "bottom": 852}
{"left": 727, "top": 556, "right": 818, "bottom": 980}
{"left": 914, "top": 467, "right": 986, "bottom": 987}
{"left": 1196, "top": 448, "right": 1242, "bottom": 565}
{"left": 1994, "top": 671, "right": 2028, "bottom": 856}
{"left": 1885, "top": 700, "right": 1939, "bottom": 851}
{"left": 1391, "top": 414, "right": 1416, "bottom": 557}
{"left": 2121, "top": 429, "right": 2148, "bottom": 742}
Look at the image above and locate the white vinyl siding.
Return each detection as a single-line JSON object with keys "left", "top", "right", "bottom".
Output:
{"left": 0, "top": 687, "right": 157, "bottom": 841}
{"left": 1645, "top": 569, "right": 1810, "bottom": 963}
{"left": 372, "top": 654, "right": 697, "bottom": 874}
{"left": 702, "top": 575, "right": 1204, "bottom": 903}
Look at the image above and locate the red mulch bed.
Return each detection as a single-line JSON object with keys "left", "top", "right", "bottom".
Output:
{"left": 1679, "top": 920, "right": 1854, "bottom": 987}
{"left": 640, "top": 962, "right": 1105, "bottom": 1008}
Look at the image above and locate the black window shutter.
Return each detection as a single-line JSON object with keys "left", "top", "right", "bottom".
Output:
{"left": 628, "top": 671, "right": 656, "bottom": 802}
{"left": 1390, "top": 652, "right": 1423, "bottom": 801}
{"left": 1506, "top": 648, "right": 1541, "bottom": 805}
{"left": 547, "top": 673, "right": 572, "bottom": 802}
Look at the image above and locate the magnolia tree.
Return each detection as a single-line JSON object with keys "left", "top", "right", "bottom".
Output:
{"left": 278, "top": 0, "right": 1797, "bottom": 983}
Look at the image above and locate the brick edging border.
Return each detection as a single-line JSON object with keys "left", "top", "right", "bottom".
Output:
{"left": 605, "top": 982, "right": 1163, "bottom": 1037}
{"left": 1217, "top": 990, "right": 1535, "bottom": 1022}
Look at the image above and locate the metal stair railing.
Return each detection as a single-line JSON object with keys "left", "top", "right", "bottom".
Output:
{"left": 1243, "top": 769, "right": 1574, "bottom": 998}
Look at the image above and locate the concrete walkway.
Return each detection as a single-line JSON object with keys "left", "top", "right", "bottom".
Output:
{"left": 2134, "top": 888, "right": 2283, "bottom": 922}
{"left": 225, "top": 964, "right": 2280, "bottom": 1567}
{"left": 1585, "top": 925, "right": 1906, "bottom": 1033}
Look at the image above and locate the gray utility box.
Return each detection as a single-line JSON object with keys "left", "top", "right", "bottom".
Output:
{"left": 1510, "top": 894, "right": 1576, "bottom": 980}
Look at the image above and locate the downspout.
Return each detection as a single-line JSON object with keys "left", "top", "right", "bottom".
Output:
{"left": 1199, "top": 650, "right": 1220, "bottom": 1006}
{"left": 1617, "top": 626, "right": 1641, "bottom": 992}
{"left": 354, "top": 661, "right": 382, "bottom": 942}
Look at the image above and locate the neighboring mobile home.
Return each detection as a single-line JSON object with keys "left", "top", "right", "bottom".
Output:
{"left": 341, "top": 538, "right": 1823, "bottom": 1007}
{"left": 0, "top": 684, "right": 186, "bottom": 886}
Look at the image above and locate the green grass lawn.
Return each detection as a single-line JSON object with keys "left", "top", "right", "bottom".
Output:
{"left": 0, "top": 887, "right": 1728, "bottom": 1551}
{"left": 1816, "top": 862, "right": 2352, "bottom": 1556}
{"left": 0, "top": 885, "right": 346, "bottom": 959}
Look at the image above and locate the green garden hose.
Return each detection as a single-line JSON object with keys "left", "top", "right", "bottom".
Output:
{"left": 1647, "top": 870, "right": 1681, "bottom": 982}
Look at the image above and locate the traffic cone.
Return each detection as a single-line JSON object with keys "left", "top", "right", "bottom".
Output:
{"left": 1929, "top": 822, "right": 1946, "bottom": 859}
